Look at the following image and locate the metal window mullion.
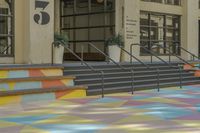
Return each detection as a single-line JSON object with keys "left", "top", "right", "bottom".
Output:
{"left": 88, "top": 0, "right": 91, "bottom": 53}
{"left": 73, "top": 0, "right": 77, "bottom": 53}
{"left": 103, "top": 0, "right": 107, "bottom": 54}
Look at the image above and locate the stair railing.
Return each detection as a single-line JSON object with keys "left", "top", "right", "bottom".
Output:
{"left": 52, "top": 41, "right": 105, "bottom": 98}
{"left": 130, "top": 43, "right": 183, "bottom": 90}
{"left": 88, "top": 42, "right": 136, "bottom": 94}
{"left": 170, "top": 44, "right": 199, "bottom": 61}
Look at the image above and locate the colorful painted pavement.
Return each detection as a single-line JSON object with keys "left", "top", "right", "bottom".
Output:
{"left": 0, "top": 85, "right": 200, "bottom": 133}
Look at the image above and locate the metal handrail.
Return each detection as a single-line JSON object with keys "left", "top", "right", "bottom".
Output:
{"left": 88, "top": 42, "right": 135, "bottom": 94}
{"left": 130, "top": 43, "right": 183, "bottom": 90}
{"left": 154, "top": 44, "right": 193, "bottom": 67}
{"left": 118, "top": 45, "right": 150, "bottom": 69}
{"left": 170, "top": 44, "right": 199, "bottom": 61}
{"left": 52, "top": 41, "right": 105, "bottom": 98}
{"left": 88, "top": 43, "right": 126, "bottom": 70}
{"left": 131, "top": 44, "right": 179, "bottom": 69}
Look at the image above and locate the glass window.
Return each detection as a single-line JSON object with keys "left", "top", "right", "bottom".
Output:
{"left": 0, "top": 0, "right": 14, "bottom": 57}
{"left": 61, "top": 0, "right": 115, "bottom": 60}
{"left": 141, "top": 0, "right": 181, "bottom": 6}
{"left": 140, "top": 12, "right": 181, "bottom": 55}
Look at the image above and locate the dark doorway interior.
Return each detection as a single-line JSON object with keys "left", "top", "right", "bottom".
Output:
{"left": 60, "top": 0, "right": 115, "bottom": 61}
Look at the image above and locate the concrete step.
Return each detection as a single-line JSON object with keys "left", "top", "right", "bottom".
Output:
{"left": 0, "top": 76, "right": 75, "bottom": 91}
{"left": 87, "top": 79, "right": 200, "bottom": 96}
{"left": 0, "top": 85, "right": 87, "bottom": 104}
{"left": 0, "top": 65, "right": 64, "bottom": 79}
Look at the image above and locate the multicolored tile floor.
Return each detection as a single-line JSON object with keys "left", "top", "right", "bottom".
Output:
{"left": 0, "top": 85, "right": 200, "bottom": 133}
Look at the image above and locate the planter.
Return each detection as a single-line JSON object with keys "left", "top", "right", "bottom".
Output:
{"left": 53, "top": 45, "right": 64, "bottom": 64}
{"left": 108, "top": 45, "right": 121, "bottom": 62}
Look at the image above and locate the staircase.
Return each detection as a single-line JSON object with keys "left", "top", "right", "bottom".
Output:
{"left": 0, "top": 65, "right": 87, "bottom": 105}
{"left": 64, "top": 62, "right": 200, "bottom": 96}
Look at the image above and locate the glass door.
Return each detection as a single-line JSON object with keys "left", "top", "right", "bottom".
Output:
{"left": 60, "top": 0, "right": 115, "bottom": 61}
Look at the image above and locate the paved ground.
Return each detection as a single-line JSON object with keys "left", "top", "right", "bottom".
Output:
{"left": 0, "top": 85, "right": 200, "bottom": 133}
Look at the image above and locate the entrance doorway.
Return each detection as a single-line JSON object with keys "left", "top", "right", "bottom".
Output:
{"left": 199, "top": 20, "right": 200, "bottom": 58}
{"left": 60, "top": 0, "right": 115, "bottom": 61}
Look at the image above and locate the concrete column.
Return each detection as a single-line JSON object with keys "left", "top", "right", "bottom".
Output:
{"left": 24, "top": 0, "right": 54, "bottom": 64}
{"left": 123, "top": 0, "right": 140, "bottom": 62}
{"left": 182, "top": 0, "right": 199, "bottom": 60}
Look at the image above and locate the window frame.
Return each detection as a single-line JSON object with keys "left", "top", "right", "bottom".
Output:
{"left": 0, "top": 0, "right": 15, "bottom": 57}
{"left": 140, "top": 11, "right": 181, "bottom": 56}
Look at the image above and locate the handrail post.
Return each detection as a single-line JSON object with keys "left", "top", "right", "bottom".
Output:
{"left": 81, "top": 45, "right": 84, "bottom": 65}
{"left": 130, "top": 45, "right": 133, "bottom": 64}
{"left": 179, "top": 66, "right": 182, "bottom": 89}
{"left": 157, "top": 68, "right": 160, "bottom": 92}
{"left": 151, "top": 54, "right": 153, "bottom": 64}
{"left": 131, "top": 69, "right": 134, "bottom": 95}
{"left": 51, "top": 42, "right": 54, "bottom": 65}
{"left": 101, "top": 71, "right": 105, "bottom": 98}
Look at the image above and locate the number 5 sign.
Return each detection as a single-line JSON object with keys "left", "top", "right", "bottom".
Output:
{"left": 34, "top": 0, "right": 50, "bottom": 25}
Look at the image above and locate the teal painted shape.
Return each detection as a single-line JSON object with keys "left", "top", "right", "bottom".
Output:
{"left": 22, "top": 93, "right": 56, "bottom": 103}
{"left": 0, "top": 83, "right": 9, "bottom": 91}
{"left": 14, "top": 82, "right": 41, "bottom": 90}
{"left": 8, "top": 70, "right": 29, "bottom": 78}
{"left": 0, "top": 114, "right": 59, "bottom": 125}
{"left": 33, "top": 124, "right": 106, "bottom": 133}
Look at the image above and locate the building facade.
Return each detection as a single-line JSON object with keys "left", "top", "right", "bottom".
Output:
{"left": 0, "top": 0, "right": 199, "bottom": 64}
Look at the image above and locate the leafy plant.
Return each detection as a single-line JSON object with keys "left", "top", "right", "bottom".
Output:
{"left": 105, "top": 34, "right": 124, "bottom": 47}
{"left": 54, "top": 33, "right": 69, "bottom": 47}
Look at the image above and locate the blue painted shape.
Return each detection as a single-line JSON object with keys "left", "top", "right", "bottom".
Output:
{"left": 22, "top": 93, "right": 56, "bottom": 103}
{"left": 92, "top": 97, "right": 122, "bottom": 103}
{"left": 0, "top": 83, "right": 9, "bottom": 91}
{"left": 132, "top": 95, "right": 154, "bottom": 100}
{"left": 8, "top": 70, "right": 29, "bottom": 78}
{"left": 0, "top": 114, "right": 59, "bottom": 125}
{"left": 197, "top": 104, "right": 200, "bottom": 112}
{"left": 133, "top": 103, "right": 192, "bottom": 119}
{"left": 33, "top": 124, "right": 106, "bottom": 133}
{"left": 164, "top": 94, "right": 198, "bottom": 99}
{"left": 14, "top": 82, "right": 41, "bottom": 90}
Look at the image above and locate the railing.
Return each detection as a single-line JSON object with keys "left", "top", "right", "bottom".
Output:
{"left": 153, "top": 44, "right": 193, "bottom": 68}
{"left": 131, "top": 43, "right": 174, "bottom": 67}
{"left": 130, "top": 43, "right": 183, "bottom": 90}
{"left": 170, "top": 44, "right": 200, "bottom": 61}
{"left": 52, "top": 41, "right": 105, "bottom": 98}
{"left": 87, "top": 43, "right": 136, "bottom": 94}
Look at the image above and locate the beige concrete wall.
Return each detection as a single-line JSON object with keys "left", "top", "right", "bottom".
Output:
{"left": 2, "top": 0, "right": 200, "bottom": 64}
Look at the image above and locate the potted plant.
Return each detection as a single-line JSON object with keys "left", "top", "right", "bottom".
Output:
{"left": 53, "top": 33, "right": 69, "bottom": 64}
{"left": 106, "top": 34, "right": 124, "bottom": 62}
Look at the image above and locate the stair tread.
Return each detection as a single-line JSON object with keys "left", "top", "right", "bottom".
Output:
{"left": 64, "top": 65, "right": 179, "bottom": 72}
{"left": 0, "top": 85, "right": 87, "bottom": 97}
{"left": 0, "top": 76, "right": 75, "bottom": 83}
{"left": 0, "top": 65, "right": 64, "bottom": 70}
{"left": 75, "top": 73, "right": 193, "bottom": 82}
{"left": 87, "top": 79, "right": 200, "bottom": 92}
{"left": 66, "top": 69, "right": 188, "bottom": 77}
{"left": 85, "top": 76, "right": 199, "bottom": 87}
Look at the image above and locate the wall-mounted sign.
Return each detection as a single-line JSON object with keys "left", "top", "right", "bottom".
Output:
{"left": 126, "top": 16, "right": 137, "bottom": 40}
{"left": 34, "top": 0, "right": 50, "bottom": 25}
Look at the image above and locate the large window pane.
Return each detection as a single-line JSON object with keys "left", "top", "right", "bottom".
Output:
{"left": 0, "top": 0, "right": 14, "bottom": 56}
{"left": 140, "top": 12, "right": 180, "bottom": 55}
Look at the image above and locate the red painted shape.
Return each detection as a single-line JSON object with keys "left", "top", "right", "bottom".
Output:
{"left": 183, "top": 64, "right": 193, "bottom": 70}
{"left": 42, "top": 80, "right": 65, "bottom": 89}
{"left": 55, "top": 90, "right": 73, "bottom": 99}
{"left": 29, "top": 70, "right": 44, "bottom": 77}
{"left": 194, "top": 70, "right": 200, "bottom": 77}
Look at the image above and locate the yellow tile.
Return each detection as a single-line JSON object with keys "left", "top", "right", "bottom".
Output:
{"left": 0, "top": 120, "right": 21, "bottom": 128}
{"left": 59, "top": 90, "right": 86, "bottom": 99}
{"left": 41, "top": 69, "right": 63, "bottom": 76}
{"left": 21, "top": 125, "right": 49, "bottom": 133}
{"left": 0, "top": 71, "right": 8, "bottom": 78}
{"left": 0, "top": 96, "right": 21, "bottom": 106}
